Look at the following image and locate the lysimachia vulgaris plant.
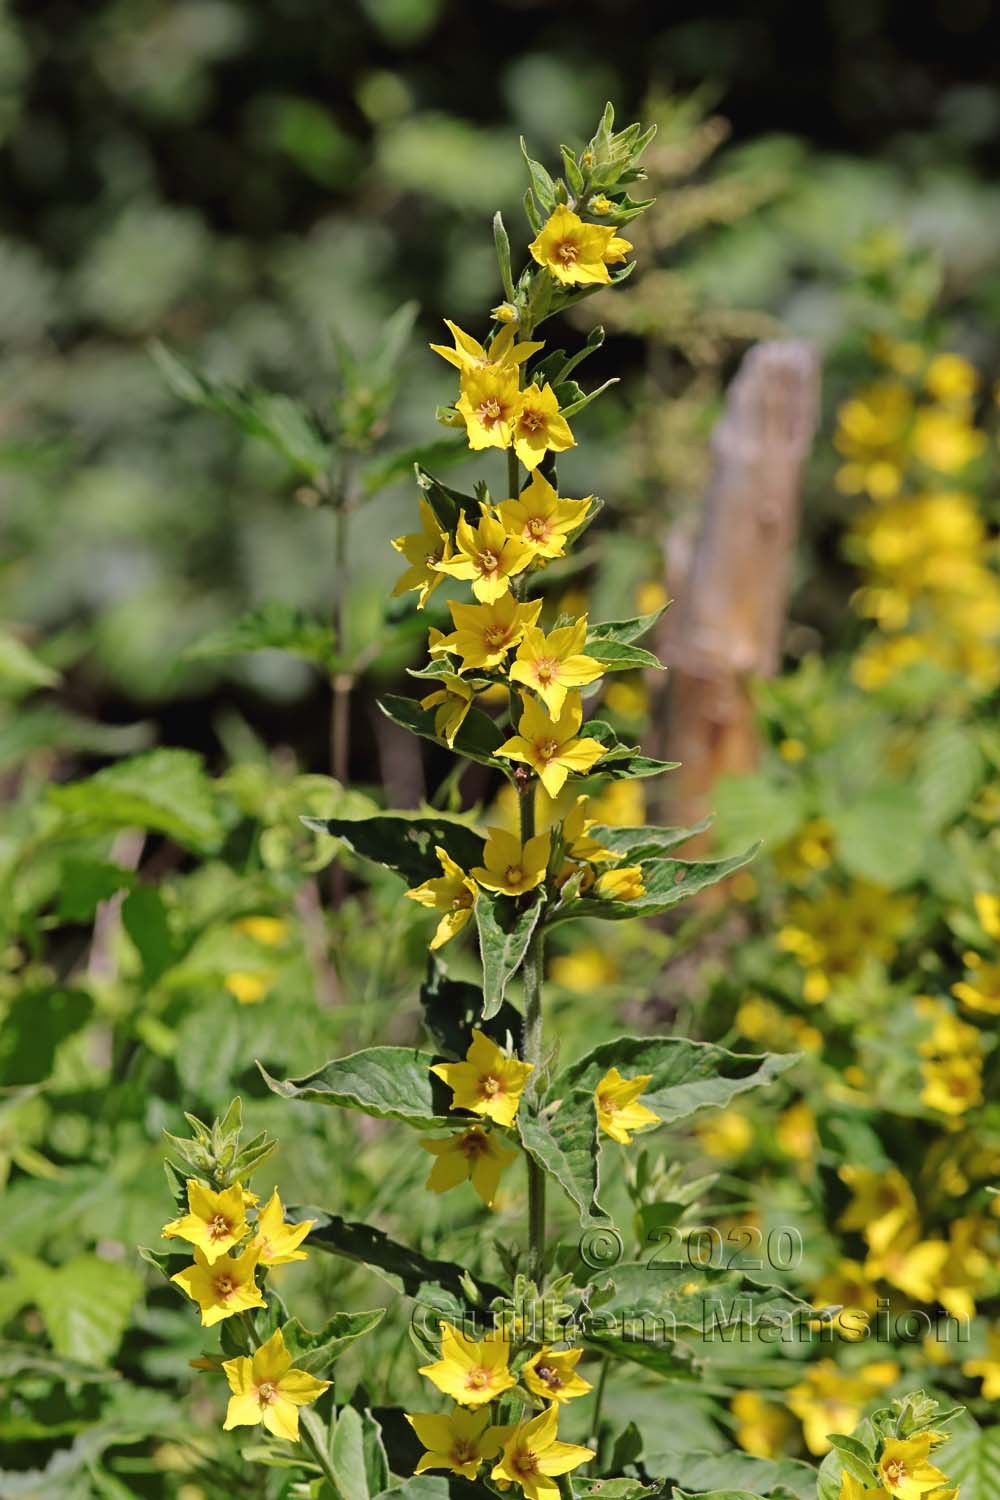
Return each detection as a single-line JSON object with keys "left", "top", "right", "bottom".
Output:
{"left": 144, "top": 107, "right": 952, "bottom": 1500}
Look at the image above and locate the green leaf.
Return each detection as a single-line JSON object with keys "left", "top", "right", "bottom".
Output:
{"left": 560, "top": 145, "right": 585, "bottom": 197}
{"left": 712, "top": 771, "right": 808, "bottom": 856}
{"left": 296, "top": 1208, "right": 503, "bottom": 1321}
{"left": 332, "top": 1406, "right": 372, "bottom": 1500}
{"left": 520, "top": 137, "right": 556, "bottom": 211}
{"left": 662, "top": 1452, "right": 815, "bottom": 1500}
{"left": 585, "top": 638, "right": 664, "bottom": 671}
{"left": 589, "top": 821, "right": 710, "bottom": 860}
{"left": 415, "top": 465, "right": 479, "bottom": 532}
{"left": 378, "top": 694, "right": 504, "bottom": 768}
{"left": 825, "top": 1435, "right": 878, "bottom": 1483}
{"left": 558, "top": 376, "right": 619, "bottom": 419}
{"left": 305, "top": 812, "right": 484, "bottom": 885}
{"left": 493, "top": 211, "right": 516, "bottom": 302}
{"left": 561, "top": 847, "right": 758, "bottom": 923}
{"left": 419, "top": 961, "right": 523, "bottom": 1057}
{"left": 587, "top": 609, "right": 668, "bottom": 646}
{"left": 584, "top": 720, "right": 678, "bottom": 782}
{"left": 258, "top": 1047, "right": 451, "bottom": 1129}
{"left": 7, "top": 1253, "right": 142, "bottom": 1367}
{"left": 56, "top": 860, "right": 136, "bottom": 923}
{"left": 0, "top": 988, "right": 93, "bottom": 1086}
{"left": 828, "top": 784, "right": 926, "bottom": 888}
{"left": 476, "top": 890, "right": 543, "bottom": 1019}
{"left": 570, "top": 1482, "right": 656, "bottom": 1500}
{"left": 936, "top": 1413, "right": 1000, "bottom": 1500}
{"left": 914, "top": 723, "right": 984, "bottom": 831}
{"left": 373, "top": 1479, "right": 450, "bottom": 1500}
{"left": 281, "top": 1309, "right": 386, "bottom": 1374}
{"left": 184, "top": 604, "right": 334, "bottom": 667}
{"left": 0, "top": 629, "right": 60, "bottom": 695}
{"left": 362, "top": 438, "right": 468, "bottom": 498}
{"left": 48, "top": 748, "right": 224, "bottom": 854}
{"left": 121, "top": 886, "right": 177, "bottom": 986}
{"left": 517, "top": 1096, "right": 602, "bottom": 1223}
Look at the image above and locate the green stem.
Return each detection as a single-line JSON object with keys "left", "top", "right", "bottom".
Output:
{"left": 506, "top": 444, "right": 519, "bottom": 500}
{"left": 299, "top": 1407, "right": 340, "bottom": 1492}
{"left": 331, "top": 481, "right": 353, "bottom": 909}
{"left": 519, "top": 777, "right": 546, "bottom": 1285}
{"left": 587, "top": 1353, "right": 610, "bottom": 1459}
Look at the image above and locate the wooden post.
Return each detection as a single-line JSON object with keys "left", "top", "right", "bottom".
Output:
{"left": 658, "top": 340, "right": 820, "bottom": 842}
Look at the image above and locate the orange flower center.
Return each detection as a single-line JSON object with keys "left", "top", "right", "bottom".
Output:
{"left": 537, "top": 737, "right": 559, "bottom": 761}
{"left": 536, "top": 1363, "right": 563, "bottom": 1390}
{"left": 483, "top": 624, "right": 511, "bottom": 648}
{"left": 555, "top": 239, "right": 579, "bottom": 265}
{"left": 513, "top": 1448, "right": 540, "bottom": 1477}
{"left": 535, "top": 657, "right": 558, "bottom": 684}
{"left": 256, "top": 1381, "right": 278, "bottom": 1406}
{"left": 520, "top": 407, "right": 546, "bottom": 433}
{"left": 214, "top": 1275, "right": 236, "bottom": 1299}
{"left": 478, "top": 397, "right": 504, "bottom": 426}
{"left": 453, "top": 888, "right": 474, "bottom": 910}
{"left": 504, "top": 865, "right": 524, "bottom": 887}
{"left": 452, "top": 1439, "right": 477, "bottom": 1464}
{"left": 481, "top": 1074, "right": 504, "bottom": 1098}
{"left": 479, "top": 549, "right": 499, "bottom": 573}
{"left": 208, "top": 1213, "right": 232, "bottom": 1240}
{"left": 598, "top": 1092, "right": 617, "bottom": 1114}
{"left": 466, "top": 1366, "right": 492, "bottom": 1390}
{"left": 883, "top": 1462, "right": 905, "bottom": 1485}
{"left": 526, "top": 515, "right": 550, "bottom": 539}
{"left": 459, "top": 1129, "right": 489, "bottom": 1159}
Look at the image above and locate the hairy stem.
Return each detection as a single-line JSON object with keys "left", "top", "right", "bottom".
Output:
{"left": 330, "top": 480, "right": 353, "bottom": 908}
{"left": 519, "top": 777, "right": 546, "bottom": 1284}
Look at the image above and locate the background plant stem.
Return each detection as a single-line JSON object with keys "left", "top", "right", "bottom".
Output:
{"left": 519, "top": 777, "right": 546, "bottom": 1284}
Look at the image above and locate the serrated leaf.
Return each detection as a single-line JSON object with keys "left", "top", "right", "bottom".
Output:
{"left": 378, "top": 694, "right": 504, "bottom": 769}
{"left": 827, "top": 785, "right": 926, "bottom": 888}
{"left": 184, "top": 604, "right": 334, "bottom": 666}
{"left": 47, "top": 748, "right": 223, "bottom": 854}
{"left": 562, "top": 847, "right": 758, "bottom": 922}
{"left": 258, "top": 1047, "right": 451, "bottom": 1129}
{"left": 305, "top": 813, "right": 484, "bottom": 885}
{"left": 476, "top": 890, "right": 543, "bottom": 1019}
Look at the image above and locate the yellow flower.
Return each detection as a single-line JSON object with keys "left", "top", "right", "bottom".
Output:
{"left": 171, "top": 1246, "right": 265, "bottom": 1327}
{"left": 392, "top": 499, "right": 452, "bottom": 609}
{"left": 589, "top": 194, "right": 615, "bottom": 215}
{"left": 529, "top": 204, "right": 632, "bottom": 287}
{"left": 509, "top": 619, "right": 604, "bottom": 716}
{"left": 974, "top": 891, "right": 1000, "bottom": 940}
{"left": 420, "top": 1126, "right": 517, "bottom": 1208}
{"left": 161, "top": 1180, "right": 249, "bottom": 1263}
{"left": 921, "top": 1055, "right": 983, "bottom": 1115}
{"left": 731, "top": 1391, "right": 795, "bottom": 1460}
{"left": 840, "top": 1476, "right": 890, "bottom": 1500}
{"left": 221, "top": 1328, "right": 330, "bottom": 1442}
{"left": 810, "top": 1259, "right": 879, "bottom": 1342}
{"left": 963, "top": 1329, "right": 1000, "bottom": 1399}
{"left": 786, "top": 1359, "right": 898, "bottom": 1457}
{"left": 697, "top": 1107, "right": 752, "bottom": 1160}
{"left": 224, "top": 971, "right": 272, "bottom": 1005}
{"left": 432, "top": 594, "right": 543, "bottom": 672}
{"left": 430, "top": 319, "right": 542, "bottom": 375}
{"left": 407, "top": 846, "right": 478, "bottom": 949}
{"left": 435, "top": 508, "right": 533, "bottom": 603}
{"left": 431, "top": 1028, "right": 534, "bottom": 1128}
{"left": 496, "top": 692, "right": 604, "bottom": 799}
{"left": 561, "top": 795, "right": 613, "bottom": 864}
{"left": 495, "top": 471, "right": 592, "bottom": 559}
{"left": 418, "top": 1320, "right": 516, "bottom": 1407}
{"left": 471, "top": 826, "right": 551, "bottom": 898}
{"left": 594, "top": 865, "right": 645, "bottom": 901}
{"left": 952, "top": 953, "right": 1000, "bottom": 1014}
{"left": 490, "top": 1404, "right": 592, "bottom": 1500}
{"left": 549, "top": 943, "right": 619, "bottom": 992}
{"left": 838, "top": 1165, "right": 918, "bottom": 1255}
{"left": 235, "top": 916, "right": 287, "bottom": 945}
{"left": 877, "top": 1437, "right": 948, "bottom": 1500}
{"left": 456, "top": 366, "right": 523, "bottom": 450}
{"left": 775, "top": 1100, "right": 817, "bottom": 1161}
{"left": 924, "top": 353, "right": 978, "bottom": 404}
{"left": 491, "top": 302, "right": 520, "bottom": 325}
{"left": 511, "top": 384, "right": 575, "bottom": 471}
{"left": 864, "top": 1230, "right": 949, "bottom": 1304}
{"left": 406, "top": 1406, "right": 506, "bottom": 1479}
{"left": 421, "top": 675, "right": 474, "bottom": 747}
{"left": 522, "top": 1346, "right": 592, "bottom": 1404}
{"left": 911, "top": 408, "right": 986, "bottom": 474}
{"left": 594, "top": 1066, "right": 659, "bottom": 1145}
{"left": 250, "top": 1189, "right": 314, "bottom": 1266}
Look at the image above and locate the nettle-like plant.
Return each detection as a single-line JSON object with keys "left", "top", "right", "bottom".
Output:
{"left": 143, "top": 108, "right": 955, "bottom": 1500}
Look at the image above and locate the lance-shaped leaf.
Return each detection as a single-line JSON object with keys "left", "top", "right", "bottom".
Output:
{"left": 280, "top": 1309, "right": 386, "bottom": 1374}
{"left": 378, "top": 695, "right": 504, "bottom": 769}
{"left": 302, "top": 813, "right": 484, "bottom": 886}
{"left": 419, "top": 961, "right": 522, "bottom": 1058}
{"left": 582, "top": 721, "right": 677, "bottom": 782}
{"left": 258, "top": 1047, "right": 452, "bottom": 1129}
{"left": 589, "top": 820, "right": 710, "bottom": 860}
{"left": 476, "top": 890, "right": 543, "bottom": 1020}
{"left": 584, "top": 638, "right": 663, "bottom": 671}
{"left": 587, "top": 608, "right": 668, "bottom": 646}
{"left": 517, "top": 1091, "right": 604, "bottom": 1223}
{"left": 296, "top": 1209, "right": 503, "bottom": 1323}
{"left": 557, "top": 847, "right": 758, "bottom": 923}
{"left": 415, "top": 465, "right": 479, "bottom": 532}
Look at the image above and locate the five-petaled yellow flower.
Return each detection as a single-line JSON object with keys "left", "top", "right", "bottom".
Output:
{"left": 430, "top": 319, "right": 541, "bottom": 375}
{"left": 161, "top": 1179, "right": 249, "bottom": 1263}
{"left": 406, "top": 1406, "right": 507, "bottom": 1479}
{"left": 529, "top": 204, "right": 632, "bottom": 287}
{"left": 457, "top": 366, "right": 523, "bottom": 450}
{"left": 431, "top": 1028, "right": 534, "bottom": 1128}
{"left": 250, "top": 1189, "right": 314, "bottom": 1266}
{"left": 421, "top": 675, "right": 474, "bottom": 747}
{"left": 418, "top": 1320, "right": 516, "bottom": 1407}
{"left": 511, "top": 384, "right": 575, "bottom": 471}
{"left": 221, "top": 1328, "right": 330, "bottom": 1442}
{"left": 391, "top": 499, "right": 452, "bottom": 610}
{"left": 594, "top": 865, "right": 645, "bottom": 902}
{"left": 594, "top": 1066, "right": 660, "bottom": 1145}
{"left": 561, "top": 795, "right": 613, "bottom": 864}
{"left": 407, "top": 846, "right": 478, "bottom": 949}
{"left": 522, "top": 1346, "right": 593, "bottom": 1405}
{"left": 171, "top": 1245, "right": 265, "bottom": 1327}
{"left": 495, "top": 472, "right": 591, "bottom": 560}
{"left": 497, "top": 691, "right": 604, "bottom": 798}
{"left": 472, "top": 826, "right": 551, "bottom": 898}
{"left": 876, "top": 1437, "right": 948, "bottom": 1500}
{"left": 490, "top": 1403, "right": 592, "bottom": 1500}
{"left": 421, "top": 1125, "right": 518, "bottom": 1207}
{"left": 432, "top": 594, "right": 543, "bottom": 672}
{"left": 509, "top": 618, "right": 604, "bottom": 716}
{"left": 436, "top": 508, "right": 533, "bottom": 603}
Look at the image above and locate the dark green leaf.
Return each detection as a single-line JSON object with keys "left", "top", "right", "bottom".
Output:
{"left": 587, "top": 609, "right": 668, "bottom": 646}
{"left": 586, "top": 638, "right": 664, "bottom": 671}
{"left": 281, "top": 1309, "right": 386, "bottom": 1374}
{"left": 303, "top": 813, "right": 484, "bottom": 885}
{"left": 563, "top": 847, "right": 758, "bottom": 922}
{"left": 476, "top": 891, "right": 543, "bottom": 1019}
{"left": 121, "top": 887, "right": 177, "bottom": 986}
{"left": 378, "top": 695, "right": 504, "bottom": 769}
{"left": 419, "top": 961, "right": 523, "bottom": 1057}
{"left": 258, "top": 1047, "right": 451, "bottom": 1129}
{"left": 589, "top": 821, "right": 710, "bottom": 860}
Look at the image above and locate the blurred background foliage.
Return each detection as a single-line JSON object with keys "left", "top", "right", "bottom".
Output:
{"left": 3, "top": 1, "right": 1000, "bottom": 1496}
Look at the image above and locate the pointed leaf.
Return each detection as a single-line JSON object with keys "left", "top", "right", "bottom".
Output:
{"left": 258, "top": 1047, "right": 451, "bottom": 1129}
{"left": 303, "top": 813, "right": 484, "bottom": 885}
{"left": 280, "top": 1309, "right": 386, "bottom": 1374}
{"left": 476, "top": 891, "right": 543, "bottom": 1019}
{"left": 419, "top": 961, "right": 523, "bottom": 1057}
{"left": 563, "top": 847, "right": 758, "bottom": 922}
{"left": 587, "top": 609, "right": 668, "bottom": 647}
{"left": 378, "top": 694, "right": 504, "bottom": 768}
